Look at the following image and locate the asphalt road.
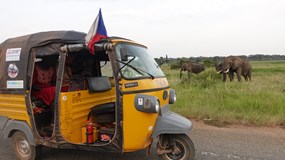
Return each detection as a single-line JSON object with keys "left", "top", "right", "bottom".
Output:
{"left": 1, "top": 120, "right": 284, "bottom": 160}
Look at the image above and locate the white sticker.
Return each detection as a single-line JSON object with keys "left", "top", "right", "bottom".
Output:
{"left": 7, "top": 80, "right": 24, "bottom": 89}
{"left": 62, "top": 96, "right": 67, "bottom": 101}
{"left": 6, "top": 48, "right": 21, "bottom": 61}
{"left": 138, "top": 98, "right": 143, "bottom": 105}
{"left": 7, "top": 63, "right": 19, "bottom": 78}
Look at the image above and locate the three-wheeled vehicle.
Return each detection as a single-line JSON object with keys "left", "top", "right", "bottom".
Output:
{"left": 0, "top": 31, "right": 195, "bottom": 160}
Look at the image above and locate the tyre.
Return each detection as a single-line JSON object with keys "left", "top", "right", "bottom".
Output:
{"left": 11, "top": 131, "right": 41, "bottom": 160}
{"left": 159, "top": 134, "right": 195, "bottom": 160}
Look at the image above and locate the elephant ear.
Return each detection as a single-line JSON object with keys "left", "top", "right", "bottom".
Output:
{"left": 232, "top": 59, "right": 242, "bottom": 69}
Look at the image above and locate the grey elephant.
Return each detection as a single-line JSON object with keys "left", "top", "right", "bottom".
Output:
{"left": 215, "top": 62, "right": 228, "bottom": 81}
{"left": 216, "top": 56, "right": 252, "bottom": 82}
{"left": 180, "top": 62, "right": 205, "bottom": 79}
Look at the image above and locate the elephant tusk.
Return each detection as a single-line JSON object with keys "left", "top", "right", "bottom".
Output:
{"left": 224, "top": 69, "right": 229, "bottom": 73}
{"left": 217, "top": 70, "right": 222, "bottom": 73}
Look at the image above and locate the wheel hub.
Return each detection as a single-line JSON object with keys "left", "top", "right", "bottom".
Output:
{"left": 18, "top": 139, "right": 30, "bottom": 157}
{"left": 166, "top": 140, "right": 185, "bottom": 159}
{"left": 172, "top": 145, "right": 182, "bottom": 155}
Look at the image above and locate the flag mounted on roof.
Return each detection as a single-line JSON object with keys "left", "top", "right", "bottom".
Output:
{"left": 85, "top": 9, "right": 108, "bottom": 54}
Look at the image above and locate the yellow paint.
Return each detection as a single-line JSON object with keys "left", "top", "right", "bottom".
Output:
{"left": 122, "top": 78, "right": 169, "bottom": 91}
{"left": 0, "top": 94, "right": 30, "bottom": 126}
{"left": 122, "top": 78, "right": 170, "bottom": 152}
{"left": 59, "top": 88, "right": 115, "bottom": 143}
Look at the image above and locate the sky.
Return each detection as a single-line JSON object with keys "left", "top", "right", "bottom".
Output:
{"left": 1, "top": 0, "right": 285, "bottom": 58}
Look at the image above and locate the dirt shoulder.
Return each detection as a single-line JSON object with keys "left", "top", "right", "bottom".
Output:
{"left": 192, "top": 119, "right": 285, "bottom": 138}
{"left": 191, "top": 119, "right": 285, "bottom": 160}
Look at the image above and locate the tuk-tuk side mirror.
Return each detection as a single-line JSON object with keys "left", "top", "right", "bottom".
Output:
{"left": 158, "top": 54, "right": 169, "bottom": 66}
{"left": 120, "top": 48, "right": 129, "bottom": 61}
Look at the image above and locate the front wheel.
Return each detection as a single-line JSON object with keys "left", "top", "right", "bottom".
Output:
{"left": 11, "top": 131, "right": 41, "bottom": 160}
{"left": 158, "top": 134, "right": 195, "bottom": 160}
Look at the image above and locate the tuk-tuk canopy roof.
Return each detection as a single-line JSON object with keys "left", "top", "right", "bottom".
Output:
{"left": 0, "top": 30, "right": 86, "bottom": 56}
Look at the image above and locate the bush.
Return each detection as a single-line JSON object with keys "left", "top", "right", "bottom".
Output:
{"left": 170, "top": 61, "right": 181, "bottom": 70}
{"left": 202, "top": 59, "right": 216, "bottom": 68}
{"left": 179, "top": 69, "right": 221, "bottom": 89}
{"left": 169, "top": 58, "right": 193, "bottom": 70}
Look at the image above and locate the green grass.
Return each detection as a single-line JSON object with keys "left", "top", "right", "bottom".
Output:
{"left": 162, "top": 60, "right": 285, "bottom": 127}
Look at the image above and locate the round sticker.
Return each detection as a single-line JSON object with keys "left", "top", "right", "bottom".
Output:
{"left": 62, "top": 96, "right": 67, "bottom": 101}
{"left": 7, "top": 63, "right": 19, "bottom": 78}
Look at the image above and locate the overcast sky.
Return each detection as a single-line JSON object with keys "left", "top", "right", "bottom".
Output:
{"left": 1, "top": 0, "right": 285, "bottom": 58}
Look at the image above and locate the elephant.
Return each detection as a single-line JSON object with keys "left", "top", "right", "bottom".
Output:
{"left": 180, "top": 62, "right": 205, "bottom": 79}
{"left": 216, "top": 56, "right": 252, "bottom": 82}
{"left": 215, "top": 62, "right": 228, "bottom": 81}
{"left": 241, "top": 61, "right": 252, "bottom": 81}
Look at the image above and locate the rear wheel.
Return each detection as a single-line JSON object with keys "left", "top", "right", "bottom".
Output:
{"left": 158, "top": 134, "right": 195, "bottom": 160}
{"left": 11, "top": 131, "right": 41, "bottom": 160}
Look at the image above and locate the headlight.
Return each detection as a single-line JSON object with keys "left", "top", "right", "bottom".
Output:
{"left": 169, "top": 89, "right": 176, "bottom": 104}
{"left": 173, "top": 94, "right": 177, "bottom": 102}
{"left": 135, "top": 94, "right": 160, "bottom": 113}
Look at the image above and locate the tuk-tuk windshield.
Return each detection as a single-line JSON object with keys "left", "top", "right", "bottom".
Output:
{"left": 115, "top": 43, "right": 165, "bottom": 79}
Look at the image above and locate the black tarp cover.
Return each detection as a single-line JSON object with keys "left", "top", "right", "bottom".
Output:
{"left": 0, "top": 31, "right": 86, "bottom": 93}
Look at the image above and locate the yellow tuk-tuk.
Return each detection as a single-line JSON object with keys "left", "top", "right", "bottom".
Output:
{"left": 0, "top": 31, "right": 195, "bottom": 160}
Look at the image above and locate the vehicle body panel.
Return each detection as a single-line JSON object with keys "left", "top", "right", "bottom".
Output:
{"left": 0, "top": 94, "right": 30, "bottom": 126}
{"left": 59, "top": 88, "right": 116, "bottom": 143}
{"left": 121, "top": 78, "right": 170, "bottom": 151}
{"left": 152, "top": 110, "right": 193, "bottom": 138}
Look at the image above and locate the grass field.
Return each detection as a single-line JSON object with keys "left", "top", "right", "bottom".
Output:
{"left": 162, "top": 60, "right": 285, "bottom": 127}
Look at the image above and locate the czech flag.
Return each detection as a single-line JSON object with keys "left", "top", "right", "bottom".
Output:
{"left": 85, "top": 9, "right": 108, "bottom": 54}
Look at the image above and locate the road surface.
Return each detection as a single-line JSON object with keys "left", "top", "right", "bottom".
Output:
{"left": 1, "top": 120, "right": 284, "bottom": 160}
